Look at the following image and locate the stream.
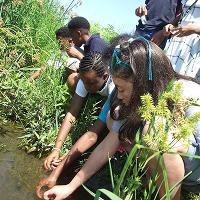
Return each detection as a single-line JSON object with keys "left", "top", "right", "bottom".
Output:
{"left": 0, "top": 122, "right": 92, "bottom": 200}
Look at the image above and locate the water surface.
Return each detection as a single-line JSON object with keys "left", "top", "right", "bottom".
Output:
{"left": 0, "top": 122, "right": 92, "bottom": 200}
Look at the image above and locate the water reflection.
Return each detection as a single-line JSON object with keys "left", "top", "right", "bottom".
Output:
{"left": 0, "top": 123, "right": 43, "bottom": 200}
{"left": 0, "top": 122, "right": 92, "bottom": 200}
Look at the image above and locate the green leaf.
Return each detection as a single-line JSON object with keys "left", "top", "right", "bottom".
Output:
{"left": 95, "top": 189, "right": 123, "bottom": 200}
{"left": 160, "top": 156, "right": 170, "bottom": 200}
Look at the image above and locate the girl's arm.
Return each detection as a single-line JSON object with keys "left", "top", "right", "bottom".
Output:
{"left": 36, "top": 120, "right": 107, "bottom": 199}
{"left": 172, "top": 24, "right": 200, "bottom": 37}
{"left": 43, "top": 131, "right": 120, "bottom": 200}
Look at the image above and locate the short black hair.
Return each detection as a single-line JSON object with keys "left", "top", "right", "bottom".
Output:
{"left": 67, "top": 16, "right": 90, "bottom": 30}
{"left": 55, "top": 26, "right": 70, "bottom": 40}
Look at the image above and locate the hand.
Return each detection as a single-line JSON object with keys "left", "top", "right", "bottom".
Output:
{"left": 59, "top": 38, "right": 71, "bottom": 51}
{"left": 151, "top": 29, "right": 166, "bottom": 46}
{"left": 66, "top": 46, "right": 83, "bottom": 59}
{"left": 171, "top": 25, "right": 196, "bottom": 37}
{"left": 163, "top": 24, "right": 175, "bottom": 36}
{"left": 36, "top": 176, "right": 57, "bottom": 199}
{"left": 135, "top": 4, "right": 147, "bottom": 17}
{"left": 50, "top": 154, "right": 66, "bottom": 170}
{"left": 44, "top": 150, "right": 61, "bottom": 171}
{"left": 43, "top": 185, "right": 74, "bottom": 200}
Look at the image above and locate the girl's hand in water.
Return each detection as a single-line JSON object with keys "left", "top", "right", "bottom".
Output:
{"left": 36, "top": 176, "right": 57, "bottom": 199}
{"left": 44, "top": 150, "right": 61, "bottom": 171}
{"left": 43, "top": 185, "right": 74, "bottom": 200}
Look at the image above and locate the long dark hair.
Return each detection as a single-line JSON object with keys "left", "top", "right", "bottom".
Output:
{"left": 108, "top": 38, "right": 199, "bottom": 143}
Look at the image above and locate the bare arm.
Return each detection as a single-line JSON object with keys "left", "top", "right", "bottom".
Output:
{"left": 29, "top": 64, "right": 45, "bottom": 82}
{"left": 163, "top": 24, "right": 200, "bottom": 38}
{"left": 172, "top": 24, "right": 200, "bottom": 37}
{"left": 146, "top": 152, "right": 184, "bottom": 199}
{"left": 36, "top": 120, "right": 107, "bottom": 198}
{"left": 142, "top": 122, "right": 185, "bottom": 199}
{"left": 29, "top": 69, "right": 41, "bottom": 81}
{"left": 43, "top": 131, "right": 120, "bottom": 200}
{"left": 54, "top": 94, "right": 84, "bottom": 149}
{"left": 48, "top": 120, "right": 106, "bottom": 180}
{"left": 44, "top": 93, "right": 85, "bottom": 170}
{"left": 151, "top": 29, "right": 167, "bottom": 47}
{"left": 66, "top": 46, "right": 84, "bottom": 60}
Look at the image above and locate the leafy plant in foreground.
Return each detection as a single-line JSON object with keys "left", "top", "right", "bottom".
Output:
{"left": 86, "top": 81, "right": 200, "bottom": 199}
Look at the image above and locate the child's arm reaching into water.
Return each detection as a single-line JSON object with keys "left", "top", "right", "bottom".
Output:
{"left": 36, "top": 119, "right": 107, "bottom": 198}
{"left": 42, "top": 131, "right": 120, "bottom": 200}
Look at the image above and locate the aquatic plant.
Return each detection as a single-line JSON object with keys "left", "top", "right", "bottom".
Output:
{"left": 139, "top": 81, "right": 200, "bottom": 152}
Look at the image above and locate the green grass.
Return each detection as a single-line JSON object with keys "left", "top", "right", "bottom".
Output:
{"left": 0, "top": 0, "right": 118, "bottom": 157}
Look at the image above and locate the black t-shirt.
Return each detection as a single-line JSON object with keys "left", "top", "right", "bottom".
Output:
{"left": 137, "top": 0, "right": 181, "bottom": 31}
{"left": 84, "top": 33, "right": 108, "bottom": 54}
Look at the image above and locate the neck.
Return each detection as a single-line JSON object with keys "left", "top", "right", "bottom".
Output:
{"left": 99, "top": 76, "right": 109, "bottom": 91}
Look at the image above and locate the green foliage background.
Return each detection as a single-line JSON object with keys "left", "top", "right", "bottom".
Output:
{"left": 0, "top": 0, "right": 118, "bottom": 157}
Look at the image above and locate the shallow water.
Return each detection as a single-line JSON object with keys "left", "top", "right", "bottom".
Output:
{"left": 0, "top": 122, "right": 44, "bottom": 200}
{"left": 0, "top": 122, "right": 92, "bottom": 200}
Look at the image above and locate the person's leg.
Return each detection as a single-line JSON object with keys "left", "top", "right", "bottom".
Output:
{"left": 29, "top": 64, "right": 45, "bottom": 82}
{"left": 147, "top": 153, "right": 185, "bottom": 200}
{"left": 65, "top": 58, "right": 80, "bottom": 94}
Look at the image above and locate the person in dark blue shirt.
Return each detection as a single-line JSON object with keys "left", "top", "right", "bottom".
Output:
{"left": 135, "top": 0, "right": 182, "bottom": 49}
{"left": 65, "top": 16, "right": 108, "bottom": 93}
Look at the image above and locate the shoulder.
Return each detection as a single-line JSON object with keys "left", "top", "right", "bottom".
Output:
{"left": 75, "top": 79, "right": 88, "bottom": 98}
{"left": 98, "top": 76, "right": 115, "bottom": 96}
{"left": 90, "top": 33, "right": 105, "bottom": 42}
{"left": 85, "top": 34, "right": 108, "bottom": 52}
{"left": 98, "top": 98, "right": 110, "bottom": 123}
{"left": 107, "top": 106, "right": 126, "bottom": 133}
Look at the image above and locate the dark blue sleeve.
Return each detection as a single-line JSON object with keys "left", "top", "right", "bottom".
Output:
{"left": 89, "top": 38, "right": 108, "bottom": 53}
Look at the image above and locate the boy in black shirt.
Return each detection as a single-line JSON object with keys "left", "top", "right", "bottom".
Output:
{"left": 66, "top": 16, "right": 108, "bottom": 93}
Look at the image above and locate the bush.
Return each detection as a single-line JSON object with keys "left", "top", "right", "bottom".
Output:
{"left": 0, "top": 0, "right": 118, "bottom": 157}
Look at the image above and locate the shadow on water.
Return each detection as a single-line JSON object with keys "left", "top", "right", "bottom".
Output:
{"left": 0, "top": 122, "right": 92, "bottom": 200}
